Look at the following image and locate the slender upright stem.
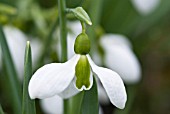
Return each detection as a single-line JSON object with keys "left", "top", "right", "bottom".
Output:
{"left": 58, "top": 0, "right": 67, "bottom": 62}
{"left": 58, "top": 0, "right": 68, "bottom": 114}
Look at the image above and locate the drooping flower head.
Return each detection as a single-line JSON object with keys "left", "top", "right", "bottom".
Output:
{"left": 29, "top": 23, "right": 127, "bottom": 109}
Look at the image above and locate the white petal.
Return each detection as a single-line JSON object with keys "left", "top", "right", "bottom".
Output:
{"left": 105, "top": 47, "right": 141, "bottom": 84}
{"left": 57, "top": 21, "right": 81, "bottom": 60}
{"left": 99, "top": 106, "right": 104, "bottom": 114}
{"left": 3, "top": 26, "right": 27, "bottom": 80}
{"left": 58, "top": 80, "right": 79, "bottom": 99}
{"left": 97, "top": 81, "right": 110, "bottom": 105}
{"left": 74, "top": 70, "right": 93, "bottom": 91}
{"left": 68, "top": 21, "right": 82, "bottom": 36}
{"left": 131, "top": 0, "right": 160, "bottom": 15}
{"left": 100, "top": 34, "right": 132, "bottom": 51}
{"left": 28, "top": 54, "right": 80, "bottom": 99}
{"left": 40, "top": 95, "right": 63, "bottom": 114}
{"left": 29, "top": 38, "right": 42, "bottom": 68}
{"left": 100, "top": 34, "right": 141, "bottom": 83}
{"left": 87, "top": 55, "right": 127, "bottom": 109}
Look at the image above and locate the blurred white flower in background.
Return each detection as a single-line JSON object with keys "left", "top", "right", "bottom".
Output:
{"left": 98, "top": 34, "right": 141, "bottom": 105}
{"left": 40, "top": 94, "right": 104, "bottom": 114}
{"left": 131, "top": 0, "right": 160, "bottom": 15}
{"left": 0, "top": 26, "right": 41, "bottom": 80}
{"left": 40, "top": 95, "right": 63, "bottom": 114}
{"left": 100, "top": 34, "right": 141, "bottom": 84}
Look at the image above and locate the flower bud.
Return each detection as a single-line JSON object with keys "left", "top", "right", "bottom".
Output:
{"left": 74, "top": 33, "right": 90, "bottom": 55}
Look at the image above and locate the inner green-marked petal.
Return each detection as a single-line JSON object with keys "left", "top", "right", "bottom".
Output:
{"left": 75, "top": 55, "right": 91, "bottom": 90}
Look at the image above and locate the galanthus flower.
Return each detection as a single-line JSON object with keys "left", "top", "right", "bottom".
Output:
{"left": 98, "top": 34, "right": 141, "bottom": 105}
{"left": 100, "top": 34, "right": 141, "bottom": 84}
{"left": 0, "top": 26, "right": 41, "bottom": 80}
{"left": 131, "top": 0, "right": 160, "bottom": 15}
{"left": 29, "top": 32, "right": 127, "bottom": 109}
{"left": 40, "top": 95, "right": 104, "bottom": 114}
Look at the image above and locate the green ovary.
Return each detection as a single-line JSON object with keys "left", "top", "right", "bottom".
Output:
{"left": 75, "top": 55, "right": 91, "bottom": 89}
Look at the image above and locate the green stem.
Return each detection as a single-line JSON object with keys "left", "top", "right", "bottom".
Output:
{"left": 58, "top": 0, "right": 68, "bottom": 114}
{"left": 0, "top": 25, "right": 21, "bottom": 114}
{"left": 0, "top": 104, "right": 4, "bottom": 114}
{"left": 81, "top": 21, "right": 86, "bottom": 33}
{"left": 58, "top": 0, "right": 67, "bottom": 62}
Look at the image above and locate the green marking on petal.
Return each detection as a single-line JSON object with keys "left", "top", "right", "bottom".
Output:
{"left": 75, "top": 55, "right": 91, "bottom": 90}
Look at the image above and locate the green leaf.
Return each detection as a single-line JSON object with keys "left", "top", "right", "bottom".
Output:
{"left": 22, "top": 41, "right": 36, "bottom": 114}
{"left": 0, "top": 25, "right": 21, "bottom": 114}
{"left": 81, "top": 77, "right": 99, "bottom": 114}
{"left": 0, "top": 104, "right": 4, "bottom": 114}
{"left": 68, "top": 7, "right": 92, "bottom": 25}
{"left": 68, "top": 92, "right": 85, "bottom": 114}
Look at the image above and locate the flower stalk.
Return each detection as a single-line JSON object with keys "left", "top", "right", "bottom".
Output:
{"left": 58, "top": 0, "right": 68, "bottom": 114}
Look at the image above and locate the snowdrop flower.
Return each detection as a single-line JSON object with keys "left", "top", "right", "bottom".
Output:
{"left": 40, "top": 95, "right": 104, "bottom": 114}
{"left": 0, "top": 26, "right": 41, "bottom": 80}
{"left": 98, "top": 34, "right": 141, "bottom": 105}
{"left": 29, "top": 32, "right": 127, "bottom": 109}
{"left": 131, "top": 0, "right": 160, "bottom": 15}
{"left": 100, "top": 34, "right": 141, "bottom": 84}
{"left": 40, "top": 95, "right": 63, "bottom": 114}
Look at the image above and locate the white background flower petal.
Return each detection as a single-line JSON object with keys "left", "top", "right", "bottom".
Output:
{"left": 29, "top": 54, "right": 80, "bottom": 99}
{"left": 87, "top": 55, "right": 127, "bottom": 109}
{"left": 104, "top": 47, "right": 141, "bottom": 83}
{"left": 100, "top": 34, "right": 141, "bottom": 83}
{"left": 97, "top": 81, "right": 110, "bottom": 105}
{"left": 131, "top": 0, "right": 160, "bottom": 15}
{"left": 2, "top": 26, "right": 42, "bottom": 81}
{"left": 40, "top": 95, "right": 63, "bottom": 114}
{"left": 58, "top": 80, "right": 79, "bottom": 99}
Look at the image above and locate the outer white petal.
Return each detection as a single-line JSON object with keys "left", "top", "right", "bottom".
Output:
{"left": 87, "top": 55, "right": 127, "bottom": 109}
{"left": 28, "top": 54, "right": 80, "bottom": 99}
{"left": 58, "top": 80, "right": 79, "bottom": 99}
{"left": 131, "top": 0, "right": 160, "bottom": 15}
{"left": 40, "top": 95, "right": 63, "bottom": 114}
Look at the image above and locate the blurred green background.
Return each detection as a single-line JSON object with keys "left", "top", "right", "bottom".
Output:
{"left": 0, "top": 0, "right": 170, "bottom": 114}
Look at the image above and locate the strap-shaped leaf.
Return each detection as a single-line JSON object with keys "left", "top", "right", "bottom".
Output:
{"left": 22, "top": 41, "right": 36, "bottom": 114}
{"left": 0, "top": 25, "right": 21, "bottom": 114}
{"left": 81, "top": 77, "right": 99, "bottom": 114}
{"left": 0, "top": 104, "right": 4, "bottom": 114}
{"left": 68, "top": 7, "right": 92, "bottom": 25}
